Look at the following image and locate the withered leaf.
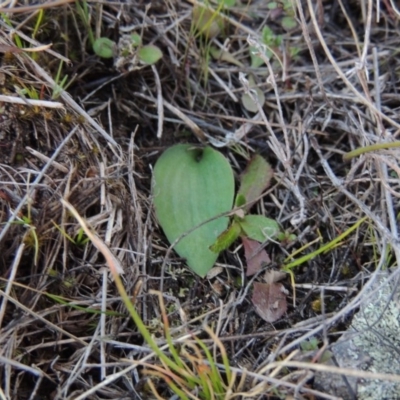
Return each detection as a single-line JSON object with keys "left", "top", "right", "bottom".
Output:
{"left": 0, "top": 45, "right": 22, "bottom": 53}
{"left": 251, "top": 282, "right": 287, "bottom": 323}
{"left": 242, "top": 237, "right": 271, "bottom": 276}
{"left": 263, "top": 270, "right": 287, "bottom": 284}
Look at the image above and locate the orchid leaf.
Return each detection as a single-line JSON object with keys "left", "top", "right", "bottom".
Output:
{"left": 153, "top": 144, "right": 234, "bottom": 277}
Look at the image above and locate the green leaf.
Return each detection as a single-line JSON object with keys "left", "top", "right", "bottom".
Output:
{"left": 261, "top": 26, "right": 282, "bottom": 47}
{"left": 210, "top": 46, "right": 244, "bottom": 68}
{"left": 238, "top": 215, "right": 279, "bottom": 242}
{"left": 220, "top": 0, "right": 235, "bottom": 7}
{"left": 153, "top": 144, "right": 234, "bottom": 277}
{"left": 210, "top": 221, "right": 241, "bottom": 253}
{"left": 235, "top": 155, "right": 273, "bottom": 211}
{"left": 192, "top": 5, "right": 225, "bottom": 39}
{"left": 131, "top": 33, "right": 142, "bottom": 46}
{"left": 241, "top": 87, "right": 265, "bottom": 113}
{"left": 138, "top": 45, "right": 163, "bottom": 65}
{"left": 93, "top": 37, "right": 115, "bottom": 59}
{"left": 267, "top": 2, "right": 279, "bottom": 9}
{"left": 261, "top": 26, "right": 274, "bottom": 44}
{"left": 300, "top": 337, "right": 319, "bottom": 351}
{"left": 281, "top": 16, "right": 297, "bottom": 30}
{"left": 249, "top": 46, "right": 267, "bottom": 68}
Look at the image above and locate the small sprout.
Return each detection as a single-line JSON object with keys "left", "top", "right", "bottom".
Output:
{"left": 300, "top": 337, "right": 319, "bottom": 351}
{"left": 93, "top": 37, "right": 115, "bottom": 58}
{"left": 131, "top": 33, "right": 142, "bottom": 47}
{"left": 192, "top": 5, "right": 225, "bottom": 39}
{"left": 138, "top": 45, "right": 163, "bottom": 65}
{"left": 61, "top": 113, "right": 75, "bottom": 125}
{"left": 74, "top": 228, "right": 89, "bottom": 246}
{"left": 289, "top": 46, "right": 299, "bottom": 59}
{"left": 311, "top": 299, "right": 322, "bottom": 313}
{"left": 241, "top": 87, "right": 265, "bottom": 113}
{"left": 262, "top": 26, "right": 282, "bottom": 48}
{"left": 249, "top": 45, "right": 271, "bottom": 68}
{"left": 276, "top": 231, "right": 297, "bottom": 243}
{"left": 241, "top": 75, "right": 266, "bottom": 112}
{"left": 48, "top": 269, "right": 58, "bottom": 278}
{"left": 62, "top": 276, "right": 75, "bottom": 289}
{"left": 281, "top": 16, "right": 297, "bottom": 30}
{"left": 210, "top": 46, "right": 244, "bottom": 67}
{"left": 14, "top": 153, "right": 24, "bottom": 162}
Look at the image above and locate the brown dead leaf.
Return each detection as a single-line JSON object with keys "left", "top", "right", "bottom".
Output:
{"left": 0, "top": 45, "right": 23, "bottom": 53}
{"left": 251, "top": 282, "right": 287, "bottom": 323}
{"left": 242, "top": 237, "right": 271, "bottom": 276}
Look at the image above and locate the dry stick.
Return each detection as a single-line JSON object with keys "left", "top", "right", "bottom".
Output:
{"left": 0, "top": 126, "right": 78, "bottom": 245}
{"left": 0, "top": 243, "right": 24, "bottom": 328}
{"left": 305, "top": 0, "right": 400, "bottom": 132}
{"left": 267, "top": 135, "right": 400, "bottom": 359}
{"left": 60, "top": 199, "right": 124, "bottom": 275}
{"left": 264, "top": 360, "right": 400, "bottom": 385}
{"left": 211, "top": 361, "right": 339, "bottom": 400}
{"left": 372, "top": 47, "right": 400, "bottom": 263}
{"left": 208, "top": 66, "right": 238, "bottom": 102}
{"left": 0, "top": 0, "right": 80, "bottom": 13}
{"left": 0, "top": 95, "right": 63, "bottom": 108}
{"left": 355, "top": 1, "right": 387, "bottom": 136}
{"left": 0, "top": 20, "right": 70, "bottom": 63}
{"left": 275, "top": 250, "right": 396, "bottom": 359}
{"left": 133, "top": 91, "right": 206, "bottom": 142}
{"left": 296, "top": 0, "right": 328, "bottom": 103}
{"left": 360, "top": 0, "right": 373, "bottom": 65}
{"left": 24, "top": 55, "right": 119, "bottom": 148}
{"left": 73, "top": 329, "right": 200, "bottom": 400}
{"left": 151, "top": 65, "right": 164, "bottom": 139}
{"left": 264, "top": 58, "right": 307, "bottom": 224}
{"left": 61, "top": 324, "right": 102, "bottom": 398}
{"left": 25, "top": 146, "right": 69, "bottom": 173}
{"left": 338, "top": 0, "right": 362, "bottom": 59}
{"left": 100, "top": 268, "right": 108, "bottom": 381}
{"left": 311, "top": 137, "right": 399, "bottom": 251}
{"left": 239, "top": 67, "right": 307, "bottom": 224}
{"left": 390, "top": 0, "right": 400, "bottom": 17}
{"left": 0, "top": 356, "right": 46, "bottom": 378}
{"left": 0, "top": 289, "right": 89, "bottom": 347}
